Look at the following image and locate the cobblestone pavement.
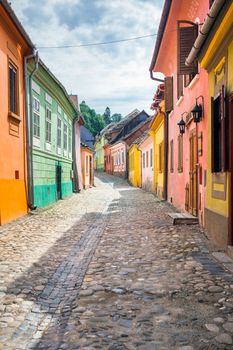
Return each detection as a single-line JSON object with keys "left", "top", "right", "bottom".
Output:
{"left": 0, "top": 174, "right": 233, "bottom": 350}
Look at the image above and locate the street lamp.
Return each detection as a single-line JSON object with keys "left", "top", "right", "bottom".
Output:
{"left": 191, "top": 95, "right": 204, "bottom": 123}
{"left": 177, "top": 112, "right": 188, "bottom": 134}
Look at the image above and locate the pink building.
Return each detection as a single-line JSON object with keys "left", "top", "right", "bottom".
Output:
{"left": 110, "top": 142, "right": 127, "bottom": 178}
{"left": 150, "top": 0, "right": 209, "bottom": 225}
{"left": 139, "top": 134, "right": 154, "bottom": 192}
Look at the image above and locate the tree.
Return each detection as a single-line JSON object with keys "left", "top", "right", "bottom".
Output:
{"left": 111, "top": 113, "right": 122, "bottom": 123}
{"left": 103, "top": 107, "right": 111, "bottom": 125}
{"left": 80, "top": 101, "right": 105, "bottom": 136}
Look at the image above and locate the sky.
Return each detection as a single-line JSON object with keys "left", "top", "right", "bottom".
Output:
{"left": 11, "top": 0, "right": 164, "bottom": 116}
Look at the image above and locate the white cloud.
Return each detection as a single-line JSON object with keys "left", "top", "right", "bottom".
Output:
{"left": 11, "top": 0, "right": 163, "bottom": 116}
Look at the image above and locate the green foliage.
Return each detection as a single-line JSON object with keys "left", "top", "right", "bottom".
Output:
{"left": 111, "top": 113, "right": 122, "bottom": 122}
{"left": 80, "top": 102, "right": 122, "bottom": 136}
{"left": 103, "top": 107, "right": 111, "bottom": 125}
{"left": 80, "top": 101, "right": 105, "bottom": 136}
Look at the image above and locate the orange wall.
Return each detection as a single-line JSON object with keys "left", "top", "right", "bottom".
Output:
{"left": 0, "top": 6, "right": 31, "bottom": 224}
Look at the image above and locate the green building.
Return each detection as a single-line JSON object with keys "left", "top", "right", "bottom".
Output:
{"left": 27, "top": 59, "right": 78, "bottom": 208}
{"left": 95, "top": 134, "right": 105, "bottom": 171}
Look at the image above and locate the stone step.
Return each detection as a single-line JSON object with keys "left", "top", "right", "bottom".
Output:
{"left": 168, "top": 212, "right": 199, "bottom": 225}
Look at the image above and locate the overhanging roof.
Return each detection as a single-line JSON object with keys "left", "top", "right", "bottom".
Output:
{"left": 149, "top": 0, "right": 172, "bottom": 72}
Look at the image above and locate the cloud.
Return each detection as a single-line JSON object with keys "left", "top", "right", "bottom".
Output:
{"left": 10, "top": 0, "right": 163, "bottom": 116}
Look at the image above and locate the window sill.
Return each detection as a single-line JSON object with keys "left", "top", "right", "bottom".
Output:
{"left": 8, "top": 111, "right": 21, "bottom": 123}
{"left": 33, "top": 137, "right": 40, "bottom": 147}
{"left": 45, "top": 142, "right": 51, "bottom": 151}
{"left": 188, "top": 74, "right": 199, "bottom": 89}
{"left": 176, "top": 96, "right": 184, "bottom": 106}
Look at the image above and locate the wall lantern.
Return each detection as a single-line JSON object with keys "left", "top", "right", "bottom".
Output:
{"left": 177, "top": 112, "right": 188, "bottom": 134}
{"left": 191, "top": 95, "right": 204, "bottom": 123}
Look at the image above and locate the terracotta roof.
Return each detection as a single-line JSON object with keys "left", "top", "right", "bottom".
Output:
{"left": 132, "top": 131, "right": 150, "bottom": 146}
{"left": 122, "top": 116, "right": 152, "bottom": 142}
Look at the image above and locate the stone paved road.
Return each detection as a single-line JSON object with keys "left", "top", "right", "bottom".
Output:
{"left": 0, "top": 174, "right": 233, "bottom": 350}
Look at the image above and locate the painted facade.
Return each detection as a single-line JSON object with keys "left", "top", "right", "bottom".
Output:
{"left": 103, "top": 143, "right": 112, "bottom": 174}
{"left": 196, "top": 2, "right": 233, "bottom": 250}
{"left": 28, "top": 60, "right": 78, "bottom": 208}
{"left": 128, "top": 145, "right": 141, "bottom": 188}
{"left": 150, "top": 0, "right": 209, "bottom": 225}
{"left": 110, "top": 142, "right": 127, "bottom": 178}
{"left": 140, "top": 135, "right": 154, "bottom": 192}
{"left": 95, "top": 135, "right": 105, "bottom": 171}
{"left": 150, "top": 105, "right": 166, "bottom": 200}
{"left": 0, "top": 1, "right": 34, "bottom": 224}
{"left": 81, "top": 146, "right": 94, "bottom": 189}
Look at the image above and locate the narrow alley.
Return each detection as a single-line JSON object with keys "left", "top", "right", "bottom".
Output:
{"left": 0, "top": 174, "right": 233, "bottom": 350}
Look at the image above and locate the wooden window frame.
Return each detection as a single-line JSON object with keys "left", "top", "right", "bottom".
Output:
{"left": 68, "top": 127, "right": 72, "bottom": 155}
{"left": 177, "top": 74, "right": 183, "bottom": 100}
{"left": 170, "top": 139, "right": 174, "bottom": 173}
{"left": 211, "top": 85, "right": 227, "bottom": 173}
{"left": 122, "top": 150, "right": 125, "bottom": 164}
{"left": 86, "top": 155, "right": 89, "bottom": 174}
{"left": 165, "top": 76, "right": 173, "bottom": 113}
{"left": 33, "top": 97, "right": 40, "bottom": 139}
{"left": 45, "top": 107, "right": 52, "bottom": 143}
{"left": 143, "top": 153, "right": 145, "bottom": 168}
{"left": 150, "top": 148, "right": 153, "bottom": 167}
{"left": 8, "top": 60, "right": 19, "bottom": 116}
{"left": 63, "top": 123, "right": 68, "bottom": 151}
{"left": 57, "top": 116, "right": 62, "bottom": 148}
{"left": 159, "top": 142, "right": 164, "bottom": 173}
{"left": 177, "top": 20, "right": 198, "bottom": 75}
{"left": 178, "top": 134, "right": 183, "bottom": 173}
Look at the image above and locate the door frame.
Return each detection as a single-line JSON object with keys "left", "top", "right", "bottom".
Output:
{"left": 189, "top": 128, "right": 198, "bottom": 216}
{"left": 228, "top": 92, "right": 233, "bottom": 245}
{"left": 56, "top": 164, "right": 62, "bottom": 200}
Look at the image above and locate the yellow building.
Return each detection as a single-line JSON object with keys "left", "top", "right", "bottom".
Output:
{"left": 187, "top": 2, "right": 233, "bottom": 251}
{"left": 128, "top": 144, "right": 141, "bottom": 188}
{"left": 150, "top": 103, "right": 166, "bottom": 200}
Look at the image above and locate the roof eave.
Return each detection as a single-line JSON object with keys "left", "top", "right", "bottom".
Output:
{"left": 149, "top": 0, "right": 172, "bottom": 72}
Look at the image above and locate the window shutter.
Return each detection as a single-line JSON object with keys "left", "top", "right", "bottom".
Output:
{"left": 165, "top": 76, "right": 173, "bottom": 113}
{"left": 178, "top": 135, "right": 183, "bottom": 172}
{"left": 170, "top": 139, "right": 174, "bottom": 173}
{"left": 211, "top": 96, "right": 216, "bottom": 173}
{"left": 220, "top": 85, "right": 227, "bottom": 172}
{"left": 177, "top": 74, "right": 183, "bottom": 100}
{"left": 177, "top": 20, "right": 198, "bottom": 75}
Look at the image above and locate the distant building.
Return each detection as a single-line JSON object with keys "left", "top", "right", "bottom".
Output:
{"left": 81, "top": 126, "right": 95, "bottom": 189}
{"left": 27, "top": 59, "right": 81, "bottom": 208}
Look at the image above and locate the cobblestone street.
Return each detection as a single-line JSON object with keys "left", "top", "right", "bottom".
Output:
{"left": 0, "top": 173, "right": 233, "bottom": 350}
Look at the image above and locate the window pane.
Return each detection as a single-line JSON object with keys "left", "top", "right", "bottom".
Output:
{"left": 9, "top": 64, "right": 17, "bottom": 113}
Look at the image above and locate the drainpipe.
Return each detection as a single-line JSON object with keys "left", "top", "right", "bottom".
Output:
{"left": 24, "top": 50, "right": 39, "bottom": 210}
{"left": 185, "top": 0, "right": 226, "bottom": 66}
{"left": 150, "top": 71, "right": 164, "bottom": 83}
{"left": 73, "top": 116, "right": 80, "bottom": 192}
{"left": 163, "top": 111, "right": 168, "bottom": 201}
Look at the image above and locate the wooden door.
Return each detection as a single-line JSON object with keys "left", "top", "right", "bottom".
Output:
{"left": 189, "top": 130, "right": 197, "bottom": 216}
{"left": 56, "top": 165, "right": 62, "bottom": 200}
{"left": 229, "top": 93, "right": 233, "bottom": 246}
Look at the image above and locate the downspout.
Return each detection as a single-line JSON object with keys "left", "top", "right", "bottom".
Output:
{"left": 163, "top": 111, "right": 168, "bottom": 201}
{"left": 150, "top": 70, "right": 164, "bottom": 83}
{"left": 24, "top": 50, "right": 39, "bottom": 210}
{"left": 73, "top": 116, "right": 80, "bottom": 193}
{"left": 185, "top": 0, "right": 226, "bottom": 66}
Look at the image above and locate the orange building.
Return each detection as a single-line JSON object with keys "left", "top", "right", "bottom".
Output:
{"left": 0, "top": 1, "right": 34, "bottom": 224}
